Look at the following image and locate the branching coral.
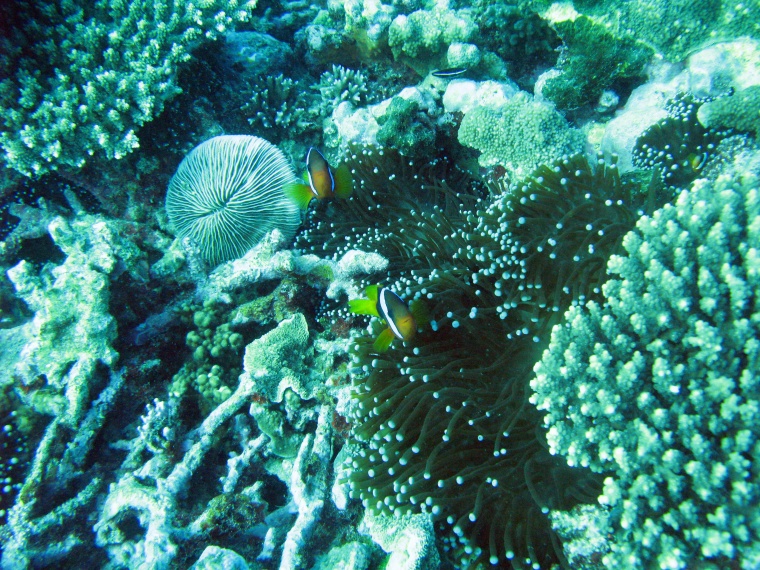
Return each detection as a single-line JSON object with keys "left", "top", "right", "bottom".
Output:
{"left": 317, "top": 64, "right": 371, "bottom": 110}
{"left": 0, "top": 0, "right": 256, "bottom": 176}
{"left": 531, "top": 147, "right": 760, "bottom": 568}
{"left": 243, "top": 74, "right": 320, "bottom": 141}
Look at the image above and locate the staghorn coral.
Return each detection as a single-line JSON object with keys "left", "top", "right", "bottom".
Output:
{"left": 6, "top": 214, "right": 127, "bottom": 426}
{"left": 317, "top": 64, "right": 371, "bottom": 110}
{"left": 336, "top": 152, "right": 663, "bottom": 567}
{"left": 243, "top": 74, "right": 320, "bottom": 141}
{"left": 531, "top": 147, "right": 760, "bottom": 568}
{"left": 0, "top": 0, "right": 255, "bottom": 177}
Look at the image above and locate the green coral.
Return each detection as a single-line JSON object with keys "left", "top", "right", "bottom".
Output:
{"left": 376, "top": 96, "right": 436, "bottom": 159}
{"left": 526, "top": 0, "right": 759, "bottom": 61}
{"left": 170, "top": 300, "right": 245, "bottom": 410}
{"left": 457, "top": 91, "right": 586, "bottom": 179}
{"left": 531, "top": 150, "right": 760, "bottom": 568}
{"left": 541, "top": 15, "right": 653, "bottom": 112}
{"left": 388, "top": 5, "right": 477, "bottom": 72}
{"left": 0, "top": 0, "right": 254, "bottom": 176}
{"left": 699, "top": 86, "right": 760, "bottom": 138}
{"left": 473, "top": 0, "right": 559, "bottom": 82}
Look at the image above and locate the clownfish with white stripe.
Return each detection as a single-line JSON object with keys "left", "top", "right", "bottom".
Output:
{"left": 284, "top": 147, "right": 353, "bottom": 210}
{"left": 349, "top": 284, "right": 428, "bottom": 352}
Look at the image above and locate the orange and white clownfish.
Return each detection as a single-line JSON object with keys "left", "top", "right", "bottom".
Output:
{"left": 349, "top": 284, "right": 427, "bottom": 352}
{"left": 284, "top": 147, "right": 353, "bottom": 210}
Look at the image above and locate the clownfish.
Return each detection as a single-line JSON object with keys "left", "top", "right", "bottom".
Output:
{"left": 284, "top": 147, "right": 353, "bottom": 210}
{"left": 349, "top": 284, "right": 427, "bottom": 352}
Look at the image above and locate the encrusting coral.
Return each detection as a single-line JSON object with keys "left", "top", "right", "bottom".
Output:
{"left": 531, "top": 145, "right": 760, "bottom": 568}
{"left": 458, "top": 91, "right": 586, "bottom": 179}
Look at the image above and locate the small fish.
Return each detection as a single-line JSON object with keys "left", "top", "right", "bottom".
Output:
{"left": 349, "top": 284, "right": 426, "bottom": 352}
{"left": 432, "top": 67, "right": 468, "bottom": 78}
{"left": 686, "top": 152, "right": 708, "bottom": 172}
{"left": 284, "top": 147, "right": 353, "bottom": 209}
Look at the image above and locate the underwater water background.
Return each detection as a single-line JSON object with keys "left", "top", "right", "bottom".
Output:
{"left": 1, "top": 0, "right": 759, "bottom": 568}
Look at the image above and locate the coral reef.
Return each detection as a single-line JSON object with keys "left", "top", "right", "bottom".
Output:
{"left": 1, "top": 2, "right": 759, "bottom": 569}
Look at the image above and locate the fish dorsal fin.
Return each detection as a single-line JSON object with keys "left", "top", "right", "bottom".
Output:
{"left": 409, "top": 299, "right": 429, "bottom": 329}
{"left": 348, "top": 284, "right": 381, "bottom": 316}
{"left": 365, "top": 284, "right": 380, "bottom": 302}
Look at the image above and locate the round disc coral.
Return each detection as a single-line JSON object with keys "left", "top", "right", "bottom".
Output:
{"left": 165, "top": 135, "right": 301, "bottom": 266}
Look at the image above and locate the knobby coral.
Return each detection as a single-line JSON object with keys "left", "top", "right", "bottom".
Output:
{"left": 531, "top": 148, "right": 760, "bottom": 568}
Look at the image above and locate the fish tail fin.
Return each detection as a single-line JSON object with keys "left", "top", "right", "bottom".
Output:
{"left": 348, "top": 284, "right": 381, "bottom": 316}
{"left": 348, "top": 298, "right": 379, "bottom": 316}
{"left": 333, "top": 163, "right": 353, "bottom": 199}
{"left": 283, "top": 182, "right": 313, "bottom": 210}
{"left": 373, "top": 328, "right": 396, "bottom": 352}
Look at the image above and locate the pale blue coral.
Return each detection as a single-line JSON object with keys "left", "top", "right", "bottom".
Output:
{"left": 0, "top": 0, "right": 255, "bottom": 176}
{"left": 531, "top": 149, "right": 760, "bottom": 568}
